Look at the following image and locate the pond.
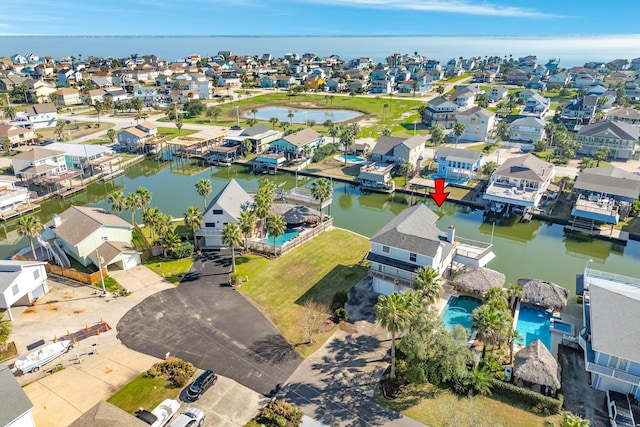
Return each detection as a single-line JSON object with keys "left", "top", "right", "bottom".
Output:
{"left": 245, "top": 107, "right": 362, "bottom": 124}
{"left": 1, "top": 159, "right": 639, "bottom": 301}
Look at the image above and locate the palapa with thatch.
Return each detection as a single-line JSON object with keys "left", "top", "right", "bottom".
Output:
{"left": 516, "top": 278, "right": 569, "bottom": 310}
{"left": 271, "top": 203, "right": 321, "bottom": 226}
{"left": 513, "top": 339, "right": 561, "bottom": 396}
{"left": 450, "top": 266, "right": 505, "bottom": 296}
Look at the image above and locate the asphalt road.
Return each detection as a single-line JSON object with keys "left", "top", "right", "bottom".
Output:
{"left": 117, "top": 251, "right": 302, "bottom": 395}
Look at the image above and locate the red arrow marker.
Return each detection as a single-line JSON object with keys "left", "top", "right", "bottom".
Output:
{"left": 429, "top": 178, "right": 450, "bottom": 207}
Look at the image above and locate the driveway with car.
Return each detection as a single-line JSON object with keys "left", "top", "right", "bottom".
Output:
{"left": 117, "top": 251, "right": 302, "bottom": 396}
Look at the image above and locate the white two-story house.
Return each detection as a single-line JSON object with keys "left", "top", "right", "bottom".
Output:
{"left": 370, "top": 135, "right": 425, "bottom": 166}
{"left": 268, "top": 128, "right": 324, "bottom": 160}
{"left": 454, "top": 106, "right": 495, "bottom": 142}
{"left": 0, "top": 260, "right": 48, "bottom": 321}
{"left": 576, "top": 120, "right": 640, "bottom": 160}
{"left": 483, "top": 154, "right": 555, "bottom": 210}
{"left": 366, "top": 203, "right": 495, "bottom": 295}
{"left": 11, "top": 147, "right": 68, "bottom": 182}
{"left": 509, "top": 117, "right": 547, "bottom": 142}
{"left": 196, "top": 179, "right": 253, "bottom": 248}
{"left": 11, "top": 103, "right": 58, "bottom": 129}
{"left": 579, "top": 268, "right": 640, "bottom": 399}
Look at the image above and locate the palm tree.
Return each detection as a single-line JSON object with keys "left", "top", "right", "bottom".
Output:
{"left": 399, "top": 160, "right": 413, "bottom": 186}
{"left": 464, "top": 366, "right": 494, "bottom": 396}
{"left": 482, "top": 161, "right": 498, "bottom": 176}
{"left": 505, "top": 283, "right": 523, "bottom": 311}
{"left": 251, "top": 108, "right": 258, "bottom": 119}
{"left": 0, "top": 312, "right": 12, "bottom": 352}
{"left": 430, "top": 125, "right": 445, "bottom": 157}
{"left": 328, "top": 123, "right": 339, "bottom": 145}
{"left": 142, "top": 207, "right": 161, "bottom": 240}
{"left": 161, "top": 232, "right": 182, "bottom": 258}
{"left": 183, "top": 206, "right": 203, "bottom": 249}
{"left": 107, "top": 129, "right": 117, "bottom": 144}
{"left": 265, "top": 214, "right": 286, "bottom": 256}
{"left": 382, "top": 103, "right": 389, "bottom": 119}
{"left": 175, "top": 115, "right": 184, "bottom": 134}
{"left": 594, "top": 146, "right": 610, "bottom": 166}
{"left": 17, "top": 215, "right": 42, "bottom": 259}
{"left": 339, "top": 128, "right": 354, "bottom": 166}
{"left": 578, "top": 157, "right": 595, "bottom": 171}
{"left": 241, "top": 138, "right": 253, "bottom": 156}
{"left": 323, "top": 119, "right": 333, "bottom": 130}
{"left": 136, "top": 187, "right": 152, "bottom": 210}
{"left": 2, "top": 105, "right": 17, "bottom": 122}
{"left": 453, "top": 122, "right": 465, "bottom": 145}
{"left": 238, "top": 210, "right": 256, "bottom": 250}
{"left": 287, "top": 110, "right": 294, "bottom": 125}
{"left": 269, "top": 117, "right": 279, "bottom": 130}
{"left": 195, "top": 179, "right": 212, "bottom": 210}
{"left": 412, "top": 266, "right": 442, "bottom": 306}
{"left": 221, "top": 223, "right": 243, "bottom": 272}
{"left": 495, "top": 120, "right": 510, "bottom": 141}
{"left": 310, "top": 178, "right": 332, "bottom": 222}
{"left": 125, "top": 192, "right": 141, "bottom": 224}
{"left": 107, "top": 191, "right": 126, "bottom": 214}
{"left": 375, "top": 292, "right": 413, "bottom": 379}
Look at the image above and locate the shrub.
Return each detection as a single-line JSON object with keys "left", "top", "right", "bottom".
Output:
{"left": 311, "top": 144, "right": 338, "bottom": 162}
{"left": 491, "top": 379, "right": 563, "bottom": 414}
{"left": 170, "top": 241, "right": 193, "bottom": 259}
{"left": 257, "top": 400, "right": 303, "bottom": 427}
{"left": 146, "top": 357, "right": 196, "bottom": 388}
{"left": 331, "top": 291, "right": 348, "bottom": 310}
{"left": 332, "top": 308, "right": 348, "bottom": 323}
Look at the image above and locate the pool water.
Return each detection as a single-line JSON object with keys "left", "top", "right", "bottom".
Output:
{"left": 261, "top": 228, "right": 301, "bottom": 246}
{"left": 515, "top": 306, "right": 551, "bottom": 350}
{"left": 551, "top": 321, "right": 572, "bottom": 334}
{"left": 335, "top": 154, "right": 367, "bottom": 164}
{"left": 440, "top": 295, "right": 482, "bottom": 332}
{"left": 428, "top": 173, "right": 469, "bottom": 186}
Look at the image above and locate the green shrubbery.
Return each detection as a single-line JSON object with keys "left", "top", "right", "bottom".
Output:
{"left": 146, "top": 357, "right": 196, "bottom": 388}
{"left": 491, "top": 379, "right": 563, "bottom": 414}
{"left": 311, "top": 144, "right": 338, "bottom": 162}
{"left": 170, "top": 241, "right": 193, "bottom": 259}
{"left": 257, "top": 400, "right": 303, "bottom": 427}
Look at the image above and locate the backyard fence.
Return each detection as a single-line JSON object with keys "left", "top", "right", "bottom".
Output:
{"left": 247, "top": 218, "right": 333, "bottom": 257}
{"left": 12, "top": 254, "right": 106, "bottom": 285}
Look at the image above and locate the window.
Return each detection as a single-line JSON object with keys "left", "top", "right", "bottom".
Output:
{"left": 12, "top": 284, "right": 19, "bottom": 296}
{"left": 382, "top": 246, "right": 390, "bottom": 253}
{"left": 33, "top": 269, "right": 40, "bottom": 280}
{"left": 212, "top": 209, "right": 223, "bottom": 215}
{"left": 205, "top": 222, "right": 216, "bottom": 228}
{"left": 409, "top": 253, "right": 417, "bottom": 262}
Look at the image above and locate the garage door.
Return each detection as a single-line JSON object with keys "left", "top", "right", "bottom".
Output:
{"left": 123, "top": 254, "right": 141, "bottom": 270}
{"left": 373, "top": 277, "right": 395, "bottom": 295}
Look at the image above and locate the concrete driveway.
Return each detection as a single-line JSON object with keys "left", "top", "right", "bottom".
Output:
{"left": 117, "top": 251, "right": 302, "bottom": 396}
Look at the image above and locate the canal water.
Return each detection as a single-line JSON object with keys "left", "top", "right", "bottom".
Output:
{"left": 2, "top": 159, "right": 638, "bottom": 295}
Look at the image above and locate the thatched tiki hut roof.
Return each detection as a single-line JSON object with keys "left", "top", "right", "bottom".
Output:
{"left": 516, "top": 278, "right": 568, "bottom": 310}
{"left": 450, "top": 266, "right": 505, "bottom": 296}
{"left": 271, "top": 204, "right": 321, "bottom": 226}
{"left": 513, "top": 339, "right": 561, "bottom": 393}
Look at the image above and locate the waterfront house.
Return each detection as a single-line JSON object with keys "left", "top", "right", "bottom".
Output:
{"left": 0, "top": 365, "right": 36, "bottom": 426}
{"left": 434, "top": 147, "right": 483, "bottom": 181}
{"left": 366, "top": 203, "right": 495, "bottom": 295}
{"left": 0, "top": 180, "right": 32, "bottom": 219}
{"left": 0, "top": 260, "right": 48, "bottom": 321}
{"left": 454, "top": 106, "right": 495, "bottom": 142}
{"left": 0, "top": 124, "right": 37, "bottom": 147}
{"left": 606, "top": 108, "right": 640, "bottom": 126}
{"left": 358, "top": 162, "right": 395, "bottom": 192}
{"left": 11, "top": 103, "right": 58, "bottom": 129}
{"left": 370, "top": 135, "right": 425, "bottom": 166}
{"left": 269, "top": 128, "right": 323, "bottom": 160}
{"left": 196, "top": 179, "right": 253, "bottom": 248}
{"left": 570, "top": 167, "right": 640, "bottom": 227}
{"left": 421, "top": 96, "right": 459, "bottom": 129}
{"left": 45, "top": 206, "right": 140, "bottom": 271}
{"left": 578, "top": 269, "right": 640, "bottom": 399}
{"left": 509, "top": 117, "right": 547, "bottom": 142}
{"left": 11, "top": 147, "right": 68, "bottom": 182}
{"left": 575, "top": 120, "right": 640, "bottom": 160}
{"left": 52, "top": 87, "right": 81, "bottom": 106}
{"left": 560, "top": 95, "right": 598, "bottom": 129}
{"left": 483, "top": 154, "right": 555, "bottom": 210}
{"left": 224, "top": 124, "right": 281, "bottom": 154}
{"left": 44, "top": 142, "right": 117, "bottom": 176}
{"left": 117, "top": 122, "right": 158, "bottom": 152}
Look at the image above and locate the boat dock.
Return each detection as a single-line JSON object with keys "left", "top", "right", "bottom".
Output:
{"left": 57, "top": 185, "right": 87, "bottom": 198}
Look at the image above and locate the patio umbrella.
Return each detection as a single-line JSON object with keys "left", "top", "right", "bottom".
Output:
{"left": 451, "top": 266, "right": 505, "bottom": 296}
{"left": 513, "top": 339, "right": 561, "bottom": 390}
{"left": 516, "top": 278, "right": 569, "bottom": 310}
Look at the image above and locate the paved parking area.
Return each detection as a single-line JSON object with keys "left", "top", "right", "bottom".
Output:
{"left": 117, "top": 252, "right": 302, "bottom": 396}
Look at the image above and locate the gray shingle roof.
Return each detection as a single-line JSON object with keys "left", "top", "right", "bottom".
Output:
{"left": 607, "top": 108, "right": 640, "bottom": 120}
{"left": 493, "top": 154, "right": 553, "bottom": 182}
{"left": 576, "top": 120, "right": 640, "bottom": 141}
{"left": 0, "top": 260, "right": 47, "bottom": 294}
{"left": 510, "top": 116, "right": 546, "bottom": 128}
{"left": 283, "top": 128, "right": 322, "bottom": 147}
{"left": 589, "top": 281, "right": 640, "bottom": 361}
{"left": 241, "top": 124, "right": 270, "bottom": 137}
{"left": 574, "top": 167, "right": 640, "bottom": 199}
{"left": 0, "top": 365, "right": 33, "bottom": 426}
{"left": 370, "top": 203, "right": 453, "bottom": 258}
{"left": 206, "top": 178, "right": 253, "bottom": 219}
{"left": 12, "top": 147, "right": 65, "bottom": 162}
{"left": 51, "top": 206, "right": 133, "bottom": 247}
{"left": 435, "top": 147, "right": 482, "bottom": 163}
{"left": 372, "top": 135, "right": 424, "bottom": 156}
{"left": 70, "top": 400, "right": 148, "bottom": 427}
{"left": 25, "top": 103, "right": 57, "bottom": 115}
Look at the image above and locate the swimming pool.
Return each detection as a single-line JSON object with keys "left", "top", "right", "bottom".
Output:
{"left": 335, "top": 154, "right": 367, "bottom": 164}
{"left": 428, "top": 173, "right": 469, "bottom": 186}
{"left": 440, "top": 295, "right": 482, "bottom": 332}
{"left": 260, "top": 228, "right": 301, "bottom": 246}
{"left": 551, "top": 320, "right": 572, "bottom": 334}
{"left": 515, "top": 306, "right": 551, "bottom": 350}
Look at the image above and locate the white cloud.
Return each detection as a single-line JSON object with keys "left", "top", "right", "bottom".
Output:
{"left": 300, "top": 0, "right": 560, "bottom": 18}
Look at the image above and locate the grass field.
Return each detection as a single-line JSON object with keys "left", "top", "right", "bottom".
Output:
{"left": 236, "top": 228, "right": 370, "bottom": 356}
{"left": 107, "top": 374, "right": 181, "bottom": 415}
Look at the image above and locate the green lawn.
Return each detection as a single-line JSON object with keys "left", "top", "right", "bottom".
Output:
{"left": 236, "top": 228, "right": 370, "bottom": 356}
{"left": 107, "top": 374, "right": 181, "bottom": 415}
{"left": 155, "top": 127, "right": 198, "bottom": 138}
{"left": 144, "top": 256, "right": 195, "bottom": 285}
{"left": 375, "top": 383, "right": 560, "bottom": 427}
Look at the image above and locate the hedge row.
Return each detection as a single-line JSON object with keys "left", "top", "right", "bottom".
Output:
{"left": 491, "top": 379, "right": 563, "bottom": 414}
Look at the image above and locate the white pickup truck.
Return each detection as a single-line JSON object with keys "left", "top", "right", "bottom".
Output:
{"left": 607, "top": 390, "right": 636, "bottom": 427}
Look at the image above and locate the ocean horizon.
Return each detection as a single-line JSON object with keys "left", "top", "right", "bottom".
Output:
{"left": 2, "top": 34, "right": 640, "bottom": 67}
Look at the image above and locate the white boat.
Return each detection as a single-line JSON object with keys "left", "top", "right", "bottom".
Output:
{"left": 136, "top": 399, "right": 181, "bottom": 427}
{"left": 14, "top": 340, "right": 73, "bottom": 373}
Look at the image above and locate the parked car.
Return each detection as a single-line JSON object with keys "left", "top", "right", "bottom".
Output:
{"left": 168, "top": 407, "right": 205, "bottom": 427}
{"left": 607, "top": 390, "right": 635, "bottom": 427}
{"left": 185, "top": 370, "right": 217, "bottom": 401}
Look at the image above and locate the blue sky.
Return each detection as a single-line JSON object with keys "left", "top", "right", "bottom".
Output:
{"left": 1, "top": 0, "right": 639, "bottom": 36}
